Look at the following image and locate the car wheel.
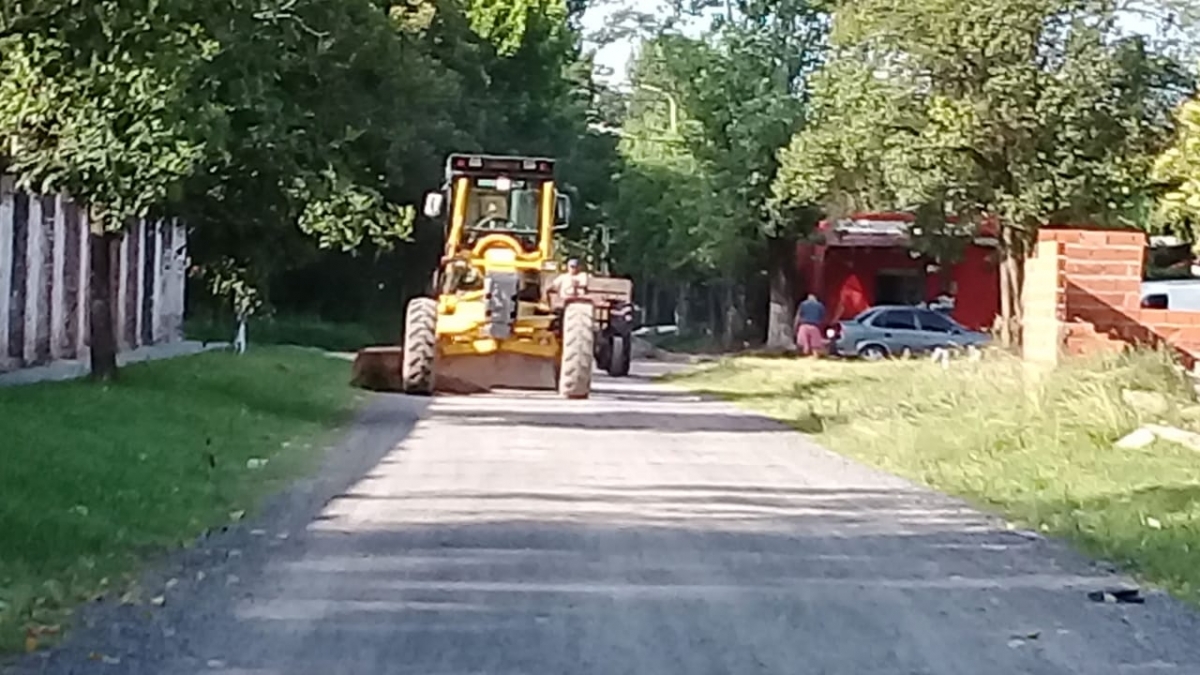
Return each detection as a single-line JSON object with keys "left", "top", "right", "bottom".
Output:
{"left": 858, "top": 344, "right": 888, "bottom": 361}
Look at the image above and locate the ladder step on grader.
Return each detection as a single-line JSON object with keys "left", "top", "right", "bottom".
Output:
{"left": 350, "top": 153, "right": 635, "bottom": 398}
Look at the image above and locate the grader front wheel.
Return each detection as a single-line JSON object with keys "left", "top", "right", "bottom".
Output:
{"left": 558, "top": 302, "right": 595, "bottom": 399}
{"left": 402, "top": 297, "right": 438, "bottom": 395}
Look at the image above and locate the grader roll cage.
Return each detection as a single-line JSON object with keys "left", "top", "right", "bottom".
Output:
{"left": 351, "top": 153, "right": 634, "bottom": 398}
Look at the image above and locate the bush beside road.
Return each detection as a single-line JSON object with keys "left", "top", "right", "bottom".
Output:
{"left": 185, "top": 315, "right": 397, "bottom": 354}
{"left": 668, "top": 351, "right": 1200, "bottom": 604}
{"left": 0, "top": 347, "right": 362, "bottom": 653}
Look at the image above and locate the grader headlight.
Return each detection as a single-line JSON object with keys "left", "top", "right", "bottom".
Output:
{"left": 483, "top": 247, "right": 517, "bottom": 263}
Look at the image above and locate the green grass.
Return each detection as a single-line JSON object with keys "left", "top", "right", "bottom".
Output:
{"left": 186, "top": 314, "right": 395, "bottom": 353}
{"left": 0, "top": 347, "right": 364, "bottom": 653}
{"left": 642, "top": 330, "right": 726, "bottom": 354}
{"left": 669, "top": 350, "right": 1200, "bottom": 602}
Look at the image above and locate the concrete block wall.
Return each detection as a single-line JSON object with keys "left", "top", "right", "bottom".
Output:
{"left": 0, "top": 177, "right": 188, "bottom": 373}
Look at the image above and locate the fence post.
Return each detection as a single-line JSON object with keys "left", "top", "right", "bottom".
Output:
{"left": 0, "top": 177, "right": 13, "bottom": 370}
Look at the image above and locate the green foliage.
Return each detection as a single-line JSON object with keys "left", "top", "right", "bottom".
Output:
{"left": 465, "top": 0, "right": 570, "bottom": 56}
{"left": 0, "top": 0, "right": 222, "bottom": 227}
{"left": 202, "top": 258, "right": 263, "bottom": 319}
{"left": 1153, "top": 98, "right": 1200, "bottom": 236}
{"left": 0, "top": 0, "right": 624, "bottom": 332}
{"left": 774, "top": 0, "right": 1193, "bottom": 237}
{"left": 601, "top": 2, "right": 827, "bottom": 344}
{"left": 292, "top": 171, "right": 415, "bottom": 252}
{"left": 608, "top": 1, "right": 827, "bottom": 281}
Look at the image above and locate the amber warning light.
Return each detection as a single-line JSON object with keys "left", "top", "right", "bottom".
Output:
{"left": 448, "top": 155, "right": 553, "bottom": 176}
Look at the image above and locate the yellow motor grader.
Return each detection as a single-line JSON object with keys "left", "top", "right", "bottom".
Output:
{"left": 360, "top": 153, "right": 633, "bottom": 398}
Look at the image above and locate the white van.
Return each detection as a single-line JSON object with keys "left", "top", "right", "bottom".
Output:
{"left": 1141, "top": 279, "right": 1200, "bottom": 310}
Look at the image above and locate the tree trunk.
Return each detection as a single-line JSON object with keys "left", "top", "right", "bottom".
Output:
{"left": 997, "top": 225, "right": 1026, "bottom": 349}
{"left": 644, "top": 280, "right": 656, "bottom": 326}
{"left": 765, "top": 235, "right": 797, "bottom": 349}
{"left": 705, "top": 281, "right": 715, "bottom": 338}
{"left": 88, "top": 223, "right": 119, "bottom": 381}
{"left": 674, "top": 283, "right": 690, "bottom": 334}
{"left": 723, "top": 282, "right": 742, "bottom": 349}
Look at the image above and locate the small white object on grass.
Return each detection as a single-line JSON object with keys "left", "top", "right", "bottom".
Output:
{"left": 1114, "top": 424, "right": 1200, "bottom": 452}
{"left": 1115, "top": 427, "right": 1157, "bottom": 450}
{"left": 233, "top": 318, "right": 247, "bottom": 355}
{"left": 931, "top": 347, "right": 952, "bottom": 369}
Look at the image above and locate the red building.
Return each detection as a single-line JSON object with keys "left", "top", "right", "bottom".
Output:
{"left": 795, "top": 212, "right": 1001, "bottom": 331}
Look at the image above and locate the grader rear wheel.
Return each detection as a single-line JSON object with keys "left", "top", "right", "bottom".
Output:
{"left": 402, "top": 297, "right": 438, "bottom": 395}
{"left": 558, "top": 302, "right": 595, "bottom": 399}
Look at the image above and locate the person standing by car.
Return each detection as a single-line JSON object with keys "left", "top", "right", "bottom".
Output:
{"left": 794, "top": 293, "right": 827, "bottom": 356}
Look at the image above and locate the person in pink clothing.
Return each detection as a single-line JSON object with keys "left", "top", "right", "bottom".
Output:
{"left": 794, "top": 293, "right": 827, "bottom": 356}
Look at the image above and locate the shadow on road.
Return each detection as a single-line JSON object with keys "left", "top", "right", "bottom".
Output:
{"left": 48, "top": 483, "right": 1200, "bottom": 675}
{"left": 433, "top": 408, "right": 791, "bottom": 433}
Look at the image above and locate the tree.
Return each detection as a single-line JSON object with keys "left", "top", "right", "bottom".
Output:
{"left": 0, "top": 0, "right": 224, "bottom": 379}
{"left": 1, "top": 0, "right": 630, "bottom": 369}
{"left": 605, "top": 1, "right": 828, "bottom": 347}
{"left": 1152, "top": 97, "right": 1200, "bottom": 238}
{"left": 182, "top": 0, "right": 621, "bottom": 329}
{"left": 773, "top": 0, "right": 1192, "bottom": 345}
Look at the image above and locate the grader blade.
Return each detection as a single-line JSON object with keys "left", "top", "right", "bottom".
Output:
{"left": 350, "top": 347, "right": 406, "bottom": 392}
{"left": 434, "top": 352, "right": 558, "bottom": 394}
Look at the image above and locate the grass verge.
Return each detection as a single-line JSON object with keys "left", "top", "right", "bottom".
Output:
{"left": 186, "top": 314, "right": 395, "bottom": 353}
{"left": 668, "top": 350, "right": 1200, "bottom": 602}
{"left": 0, "top": 346, "right": 364, "bottom": 653}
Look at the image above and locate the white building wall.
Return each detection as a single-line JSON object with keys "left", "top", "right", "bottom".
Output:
{"left": 0, "top": 178, "right": 187, "bottom": 373}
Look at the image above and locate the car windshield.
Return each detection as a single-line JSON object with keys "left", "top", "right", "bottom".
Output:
{"left": 464, "top": 178, "right": 540, "bottom": 234}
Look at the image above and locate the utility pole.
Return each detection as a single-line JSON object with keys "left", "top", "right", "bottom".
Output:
{"left": 635, "top": 84, "right": 678, "bottom": 135}
{"left": 585, "top": 84, "right": 680, "bottom": 140}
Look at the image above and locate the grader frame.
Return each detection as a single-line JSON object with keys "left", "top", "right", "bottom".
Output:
{"left": 400, "top": 154, "right": 598, "bottom": 397}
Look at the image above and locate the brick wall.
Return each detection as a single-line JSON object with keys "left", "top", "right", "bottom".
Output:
{"left": 1027, "top": 227, "right": 1200, "bottom": 366}
{"left": 1022, "top": 239, "right": 1066, "bottom": 366}
{"left": 0, "top": 176, "right": 188, "bottom": 373}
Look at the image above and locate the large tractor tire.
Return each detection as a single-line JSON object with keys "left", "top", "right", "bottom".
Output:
{"left": 607, "top": 332, "right": 631, "bottom": 377}
{"left": 594, "top": 332, "right": 613, "bottom": 372}
{"left": 402, "top": 297, "right": 438, "bottom": 395}
{"left": 559, "top": 302, "right": 595, "bottom": 399}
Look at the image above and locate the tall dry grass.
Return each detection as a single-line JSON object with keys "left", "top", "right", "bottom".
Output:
{"left": 672, "top": 349, "right": 1200, "bottom": 601}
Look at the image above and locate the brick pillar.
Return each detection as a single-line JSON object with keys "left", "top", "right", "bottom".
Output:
{"left": 1021, "top": 238, "right": 1065, "bottom": 367}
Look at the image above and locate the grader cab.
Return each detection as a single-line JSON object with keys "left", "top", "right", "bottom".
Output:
{"left": 388, "top": 153, "right": 629, "bottom": 398}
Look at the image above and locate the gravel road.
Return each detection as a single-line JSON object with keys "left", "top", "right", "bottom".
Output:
{"left": 11, "top": 362, "right": 1200, "bottom": 674}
